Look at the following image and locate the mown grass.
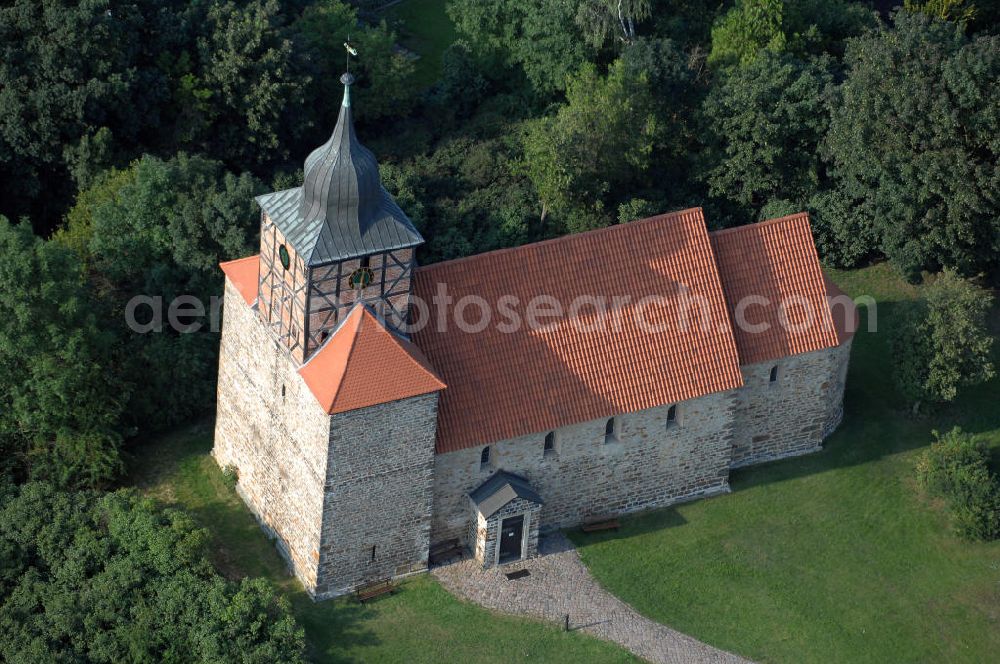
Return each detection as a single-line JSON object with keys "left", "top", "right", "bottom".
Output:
{"left": 126, "top": 425, "right": 636, "bottom": 663}
{"left": 569, "top": 263, "right": 1000, "bottom": 663}
{"left": 384, "top": 0, "right": 458, "bottom": 88}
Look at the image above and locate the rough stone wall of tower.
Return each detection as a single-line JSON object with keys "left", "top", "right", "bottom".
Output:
{"left": 730, "top": 340, "right": 854, "bottom": 468}
{"left": 430, "top": 389, "right": 739, "bottom": 547}
{"left": 213, "top": 280, "right": 330, "bottom": 591}
{"left": 314, "top": 393, "right": 440, "bottom": 599}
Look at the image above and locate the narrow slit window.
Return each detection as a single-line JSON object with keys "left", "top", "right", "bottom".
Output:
{"left": 370, "top": 545, "right": 376, "bottom": 562}
{"left": 544, "top": 431, "right": 556, "bottom": 456}
{"left": 769, "top": 366, "right": 779, "bottom": 383}
{"left": 480, "top": 446, "right": 491, "bottom": 468}
{"left": 666, "top": 405, "right": 677, "bottom": 426}
{"left": 605, "top": 417, "right": 618, "bottom": 443}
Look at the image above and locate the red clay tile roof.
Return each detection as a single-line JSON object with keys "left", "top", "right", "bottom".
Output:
{"left": 220, "top": 255, "right": 260, "bottom": 306}
{"left": 709, "top": 213, "right": 841, "bottom": 365}
{"left": 412, "top": 208, "right": 745, "bottom": 454}
{"left": 298, "top": 304, "right": 445, "bottom": 415}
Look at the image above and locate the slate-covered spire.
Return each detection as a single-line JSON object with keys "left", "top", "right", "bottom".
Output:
{"left": 299, "top": 73, "right": 381, "bottom": 223}
{"left": 255, "top": 72, "right": 422, "bottom": 266}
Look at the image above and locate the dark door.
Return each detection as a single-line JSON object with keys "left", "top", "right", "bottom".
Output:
{"left": 498, "top": 515, "right": 524, "bottom": 564}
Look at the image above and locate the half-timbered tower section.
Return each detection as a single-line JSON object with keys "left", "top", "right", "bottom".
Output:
{"left": 254, "top": 72, "right": 423, "bottom": 363}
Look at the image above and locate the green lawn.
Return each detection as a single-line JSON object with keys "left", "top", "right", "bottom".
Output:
{"left": 126, "top": 425, "right": 636, "bottom": 663}
{"left": 569, "top": 263, "right": 1000, "bottom": 663}
{"left": 384, "top": 0, "right": 458, "bottom": 88}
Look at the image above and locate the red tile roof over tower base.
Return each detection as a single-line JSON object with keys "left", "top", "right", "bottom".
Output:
{"left": 298, "top": 304, "right": 445, "bottom": 415}
{"left": 220, "top": 255, "right": 260, "bottom": 306}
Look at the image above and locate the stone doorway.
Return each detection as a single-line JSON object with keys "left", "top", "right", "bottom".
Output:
{"left": 468, "top": 471, "right": 542, "bottom": 568}
{"left": 498, "top": 515, "right": 525, "bottom": 563}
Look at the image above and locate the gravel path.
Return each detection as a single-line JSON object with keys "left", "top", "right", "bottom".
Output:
{"left": 432, "top": 533, "right": 751, "bottom": 664}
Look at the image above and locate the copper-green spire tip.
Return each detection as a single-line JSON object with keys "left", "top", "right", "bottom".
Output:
{"left": 340, "top": 72, "right": 355, "bottom": 108}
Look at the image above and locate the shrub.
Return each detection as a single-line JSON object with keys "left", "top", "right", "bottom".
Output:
{"left": 222, "top": 464, "right": 240, "bottom": 489}
{"left": 916, "top": 428, "right": 1000, "bottom": 541}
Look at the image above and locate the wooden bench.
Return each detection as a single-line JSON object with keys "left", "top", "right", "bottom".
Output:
{"left": 581, "top": 517, "right": 620, "bottom": 533}
{"left": 355, "top": 578, "right": 396, "bottom": 603}
{"left": 428, "top": 538, "right": 464, "bottom": 565}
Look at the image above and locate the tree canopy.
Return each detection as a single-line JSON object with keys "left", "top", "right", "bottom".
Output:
{"left": 891, "top": 270, "right": 996, "bottom": 408}
{"left": 0, "top": 482, "right": 305, "bottom": 662}
{"left": 701, "top": 51, "right": 834, "bottom": 221}
{"left": 821, "top": 11, "right": 1000, "bottom": 278}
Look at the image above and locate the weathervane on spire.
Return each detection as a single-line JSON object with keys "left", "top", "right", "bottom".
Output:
{"left": 343, "top": 37, "right": 358, "bottom": 76}
{"left": 341, "top": 37, "right": 358, "bottom": 103}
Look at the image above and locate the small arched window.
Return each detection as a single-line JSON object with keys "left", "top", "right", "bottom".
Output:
{"left": 666, "top": 405, "right": 677, "bottom": 427}
{"left": 769, "top": 366, "right": 779, "bottom": 383}
{"left": 543, "top": 431, "right": 556, "bottom": 457}
{"left": 480, "top": 446, "right": 491, "bottom": 468}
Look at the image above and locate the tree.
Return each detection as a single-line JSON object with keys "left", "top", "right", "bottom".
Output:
{"left": 294, "top": 0, "right": 416, "bottom": 126}
{"left": 66, "top": 154, "right": 265, "bottom": 433}
{"left": 0, "top": 219, "right": 124, "bottom": 488}
{"left": 447, "top": 0, "right": 592, "bottom": 95}
{"left": 701, "top": 52, "right": 834, "bottom": 220}
{"left": 575, "top": 0, "right": 652, "bottom": 48}
{"left": 0, "top": 482, "right": 305, "bottom": 662}
{"left": 709, "top": 0, "right": 787, "bottom": 68}
{"left": 891, "top": 271, "right": 995, "bottom": 410}
{"left": 0, "top": 0, "right": 187, "bottom": 231}
{"left": 822, "top": 11, "right": 1000, "bottom": 280}
{"left": 521, "top": 59, "right": 665, "bottom": 230}
{"left": 708, "top": 0, "right": 876, "bottom": 69}
{"left": 196, "top": 0, "right": 305, "bottom": 167}
{"left": 904, "top": 0, "right": 978, "bottom": 26}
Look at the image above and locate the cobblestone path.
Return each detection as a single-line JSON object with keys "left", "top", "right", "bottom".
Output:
{"left": 432, "top": 533, "right": 751, "bottom": 664}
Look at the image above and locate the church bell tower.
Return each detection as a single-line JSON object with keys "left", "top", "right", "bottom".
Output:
{"left": 254, "top": 73, "right": 424, "bottom": 363}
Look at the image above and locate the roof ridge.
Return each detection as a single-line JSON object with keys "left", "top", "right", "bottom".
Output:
{"left": 708, "top": 212, "right": 810, "bottom": 238}
{"left": 417, "top": 207, "right": 705, "bottom": 274}
{"left": 327, "top": 305, "right": 368, "bottom": 410}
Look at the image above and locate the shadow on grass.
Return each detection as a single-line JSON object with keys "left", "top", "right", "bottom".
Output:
{"left": 572, "top": 295, "right": 1000, "bottom": 549}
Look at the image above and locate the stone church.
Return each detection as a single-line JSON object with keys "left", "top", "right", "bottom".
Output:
{"left": 213, "top": 74, "right": 857, "bottom": 600}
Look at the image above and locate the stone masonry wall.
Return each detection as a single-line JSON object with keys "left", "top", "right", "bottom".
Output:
{"left": 431, "top": 390, "right": 739, "bottom": 548}
{"left": 213, "top": 280, "right": 331, "bottom": 591}
{"left": 823, "top": 339, "right": 853, "bottom": 437}
{"left": 315, "top": 392, "right": 439, "bottom": 599}
{"left": 730, "top": 339, "right": 853, "bottom": 468}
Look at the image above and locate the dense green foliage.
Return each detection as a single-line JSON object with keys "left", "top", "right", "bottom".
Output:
{"left": 821, "top": 11, "right": 1000, "bottom": 278}
{"left": 890, "top": 270, "right": 995, "bottom": 408}
{"left": 700, "top": 51, "right": 833, "bottom": 221}
{"left": 447, "top": 0, "right": 593, "bottom": 95}
{"left": 522, "top": 59, "right": 663, "bottom": 228}
{"left": 708, "top": 0, "right": 875, "bottom": 68}
{"left": 916, "top": 427, "right": 1000, "bottom": 540}
{"left": 0, "top": 482, "right": 305, "bottom": 662}
{"left": 0, "top": 219, "right": 123, "bottom": 488}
